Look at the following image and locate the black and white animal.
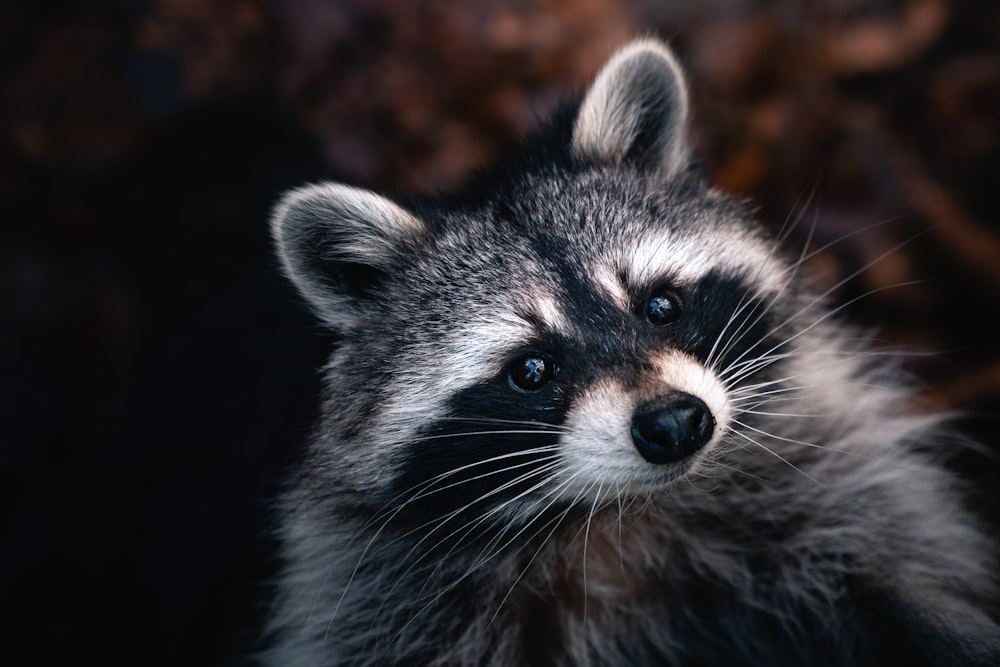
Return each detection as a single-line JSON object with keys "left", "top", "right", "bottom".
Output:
{"left": 262, "top": 39, "right": 1000, "bottom": 665}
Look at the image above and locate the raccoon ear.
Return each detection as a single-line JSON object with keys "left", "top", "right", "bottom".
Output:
{"left": 271, "top": 182, "right": 425, "bottom": 330}
{"left": 571, "top": 38, "right": 690, "bottom": 176}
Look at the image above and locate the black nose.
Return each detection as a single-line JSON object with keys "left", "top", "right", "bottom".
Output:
{"left": 631, "top": 393, "right": 715, "bottom": 465}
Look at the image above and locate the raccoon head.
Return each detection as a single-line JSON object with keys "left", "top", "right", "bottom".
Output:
{"left": 273, "top": 39, "right": 794, "bottom": 526}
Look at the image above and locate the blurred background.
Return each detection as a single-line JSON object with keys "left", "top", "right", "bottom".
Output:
{"left": 2, "top": 0, "right": 998, "bottom": 664}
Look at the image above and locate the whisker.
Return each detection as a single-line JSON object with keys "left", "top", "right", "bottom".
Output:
{"left": 365, "top": 462, "right": 570, "bottom": 648}
{"left": 330, "top": 447, "right": 562, "bottom": 636}
{"left": 729, "top": 428, "right": 830, "bottom": 491}
{"left": 360, "top": 445, "right": 561, "bottom": 532}
{"left": 733, "top": 408, "right": 824, "bottom": 418}
{"left": 436, "top": 416, "right": 570, "bottom": 430}
{"left": 732, "top": 419, "right": 872, "bottom": 460}
{"left": 379, "top": 458, "right": 564, "bottom": 570}
{"left": 714, "top": 216, "right": 918, "bottom": 384}
{"left": 380, "top": 469, "right": 585, "bottom": 657}
{"left": 720, "top": 352, "right": 800, "bottom": 388}
{"left": 705, "top": 182, "right": 827, "bottom": 372}
{"left": 722, "top": 277, "right": 929, "bottom": 390}
{"left": 488, "top": 476, "right": 592, "bottom": 627}
{"left": 709, "top": 459, "right": 773, "bottom": 485}
{"left": 717, "top": 229, "right": 931, "bottom": 383}
{"left": 732, "top": 419, "right": 928, "bottom": 474}
{"left": 406, "top": 429, "right": 569, "bottom": 444}
{"left": 582, "top": 482, "right": 605, "bottom": 628}
{"left": 614, "top": 480, "right": 625, "bottom": 570}
{"left": 709, "top": 206, "right": 821, "bottom": 372}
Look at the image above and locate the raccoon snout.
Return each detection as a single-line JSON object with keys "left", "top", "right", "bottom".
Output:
{"left": 631, "top": 393, "right": 714, "bottom": 465}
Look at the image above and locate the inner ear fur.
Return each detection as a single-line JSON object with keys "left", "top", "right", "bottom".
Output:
{"left": 571, "top": 38, "right": 690, "bottom": 176}
{"left": 271, "top": 182, "right": 425, "bottom": 330}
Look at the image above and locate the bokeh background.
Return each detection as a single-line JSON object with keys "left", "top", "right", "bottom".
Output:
{"left": 3, "top": 0, "right": 999, "bottom": 664}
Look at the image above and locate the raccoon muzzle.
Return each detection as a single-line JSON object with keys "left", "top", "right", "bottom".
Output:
{"left": 631, "top": 392, "right": 714, "bottom": 464}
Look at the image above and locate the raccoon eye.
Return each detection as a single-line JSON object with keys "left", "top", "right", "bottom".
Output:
{"left": 643, "top": 288, "right": 682, "bottom": 326}
{"left": 507, "top": 355, "right": 558, "bottom": 392}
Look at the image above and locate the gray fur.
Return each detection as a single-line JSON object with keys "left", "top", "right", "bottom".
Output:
{"left": 262, "top": 40, "right": 1000, "bottom": 666}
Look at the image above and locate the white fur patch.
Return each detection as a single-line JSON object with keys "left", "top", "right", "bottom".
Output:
{"left": 591, "top": 264, "right": 630, "bottom": 310}
{"left": 532, "top": 293, "right": 573, "bottom": 334}
{"left": 623, "top": 227, "right": 782, "bottom": 293}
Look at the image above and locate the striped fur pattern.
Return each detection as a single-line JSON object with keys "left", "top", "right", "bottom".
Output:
{"left": 262, "top": 39, "right": 1000, "bottom": 665}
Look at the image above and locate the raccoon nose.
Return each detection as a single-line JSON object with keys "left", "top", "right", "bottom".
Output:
{"left": 631, "top": 394, "right": 714, "bottom": 464}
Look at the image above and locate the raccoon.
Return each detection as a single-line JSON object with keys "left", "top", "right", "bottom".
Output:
{"left": 261, "top": 39, "right": 1000, "bottom": 666}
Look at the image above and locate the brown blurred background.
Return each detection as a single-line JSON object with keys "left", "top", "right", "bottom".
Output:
{"left": 2, "top": 1, "right": 999, "bottom": 664}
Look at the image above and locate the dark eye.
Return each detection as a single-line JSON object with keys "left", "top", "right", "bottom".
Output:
{"left": 507, "top": 355, "right": 558, "bottom": 392}
{"left": 644, "top": 288, "right": 682, "bottom": 326}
